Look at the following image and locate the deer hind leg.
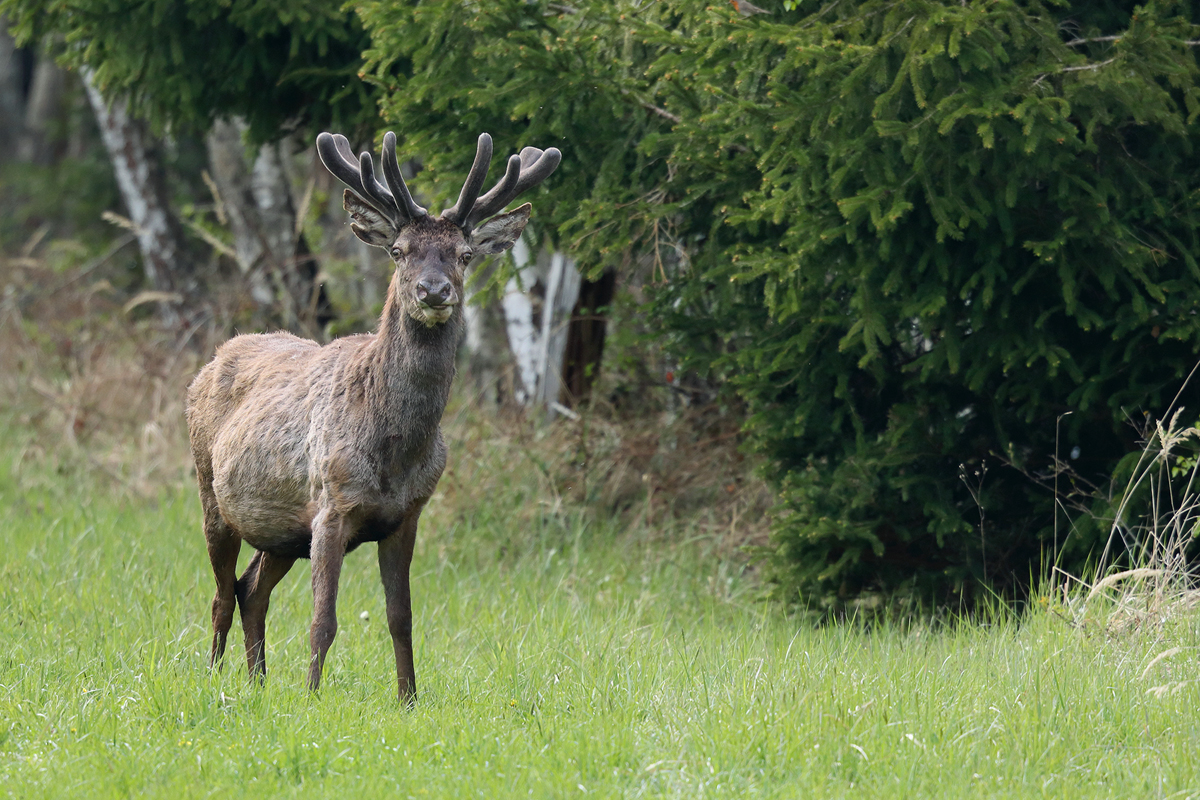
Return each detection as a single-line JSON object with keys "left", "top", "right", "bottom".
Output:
{"left": 203, "top": 498, "right": 240, "bottom": 669}
{"left": 236, "top": 550, "right": 296, "bottom": 680}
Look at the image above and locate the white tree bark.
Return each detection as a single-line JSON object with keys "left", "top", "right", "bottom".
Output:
{"left": 461, "top": 256, "right": 513, "bottom": 405}
{"left": 206, "top": 118, "right": 291, "bottom": 311}
{"left": 206, "top": 120, "right": 265, "bottom": 279}
{"left": 83, "top": 68, "right": 183, "bottom": 324}
{"left": 503, "top": 237, "right": 539, "bottom": 404}
{"left": 535, "top": 251, "right": 582, "bottom": 409}
{"left": 500, "top": 237, "right": 582, "bottom": 416}
{"left": 205, "top": 118, "right": 326, "bottom": 330}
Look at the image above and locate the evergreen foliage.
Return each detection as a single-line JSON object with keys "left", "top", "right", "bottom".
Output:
{"left": 647, "top": 0, "right": 1200, "bottom": 605}
{"left": 361, "top": 0, "right": 1200, "bottom": 605}
{"left": 355, "top": 0, "right": 674, "bottom": 252}
{"left": 1, "top": 0, "right": 373, "bottom": 141}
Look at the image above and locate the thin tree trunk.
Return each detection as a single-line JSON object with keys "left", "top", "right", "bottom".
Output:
{"left": 17, "top": 50, "right": 64, "bottom": 165}
{"left": 535, "top": 251, "right": 581, "bottom": 411}
{"left": 499, "top": 237, "right": 582, "bottom": 418}
{"left": 502, "top": 236, "right": 541, "bottom": 406}
{"left": 560, "top": 269, "right": 615, "bottom": 406}
{"left": 0, "top": 16, "right": 23, "bottom": 162}
{"left": 205, "top": 117, "right": 330, "bottom": 333}
{"left": 83, "top": 68, "right": 185, "bottom": 325}
{"left": 206, "top": 118, "right": 274, "bottom": 310}
{"left": 253, "top": 137, "right": 330, "bottom": 330}
{"left": 462, "top": 257, "right": 516, "bottom": 406}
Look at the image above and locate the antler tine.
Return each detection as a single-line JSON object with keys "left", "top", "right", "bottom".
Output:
{"left": 465, "top": 155, "right": 521, "bottom": 229}
{"left": 513, "top": 147, "right": 562, "bottom": 196}
{"left": 465, "top": 146, "right": 562, "bottom": 229}
{"left": 317, "top": 132, "right": 403, "bottom": 225}
{"left": 332, "top": 133, "right": 359, "bottom": 172}
{"left": 317, "top": 132, "right": 371, "bottom": 204}
{"left": 441, "top": 133, "right": 493, "bottom": 226}
{"left": 358, "top": 150, "right": 402, "bottom": 222}
{"left": 382, "top": 131, "right": 427, "bottom": 222}
{"left": 518, "top": 146, "right": 543, "bottom": 168}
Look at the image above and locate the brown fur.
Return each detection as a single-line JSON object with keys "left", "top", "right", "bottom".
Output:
{"left": 187, "top": 205, "right": 532, "bottom": 704}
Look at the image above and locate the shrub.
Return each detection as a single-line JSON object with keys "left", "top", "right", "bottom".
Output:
{"left": 646, "top": 0, "right": 1200, "bottom": 605}
{"left": 360, "top": 0, "right": 1200, "bottom": 605}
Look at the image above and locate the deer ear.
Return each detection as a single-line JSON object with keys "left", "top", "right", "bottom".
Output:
{"left": 470, "top": 203, "right": 532, "bottom": 255}
{"left": 343, "top": 189, "right": 395, "bottom": 248}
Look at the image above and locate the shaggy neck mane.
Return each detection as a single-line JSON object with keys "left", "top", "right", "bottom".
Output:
{"left": 361, "top": 270, "right": 463, "bottom": 443}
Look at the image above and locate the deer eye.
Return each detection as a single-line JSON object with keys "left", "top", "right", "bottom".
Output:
{"left": 391, "top": 247, "right": 402, "bottom": 260}
{"left": 460, "top": 249, "right": 473, "bottom": 265}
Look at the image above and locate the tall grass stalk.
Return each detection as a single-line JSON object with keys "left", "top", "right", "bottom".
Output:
{"left": 1067, "top": 408, "right": 1200, "bottom": 624}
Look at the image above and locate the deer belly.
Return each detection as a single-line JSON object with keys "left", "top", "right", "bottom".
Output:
{"left": 211, "top": 446, "right": 314, "bottom": 552}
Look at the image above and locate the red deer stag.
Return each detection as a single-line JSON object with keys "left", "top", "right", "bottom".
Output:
{"left": 186, "top": 130, "right": 561, "bottom": 704}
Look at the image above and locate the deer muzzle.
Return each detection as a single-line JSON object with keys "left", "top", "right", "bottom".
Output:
{"left": 415, "top": 276, "right": 457, "bottom": 309}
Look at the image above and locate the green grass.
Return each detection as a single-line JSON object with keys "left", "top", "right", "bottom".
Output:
{"left": 2, "top": 439, "right": 1200, "bottom": 798}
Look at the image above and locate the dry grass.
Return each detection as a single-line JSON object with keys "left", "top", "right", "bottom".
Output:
{"left": 436, "top": 397, "right": 773, "bottom": 555}
{"left": 0, "top": 248, "right": 203, "bottom": 494}
{"left": 1069, "top": 409, "right": 1200, "bottom": 631}
{"left": 1047, "top": 402, "right": 1200, "bottom": 699}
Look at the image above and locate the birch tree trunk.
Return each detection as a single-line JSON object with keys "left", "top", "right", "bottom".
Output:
{"left": 462, "top": 241, "right": 610, "bottom": 417}
{"left": 500, "top": 237, "right": 582, "bottom": 418}
{"left": 205, "top": 117, "right": 274, "bottom": 310}
{"left": 82, "top": 69, "right": 185, "bottom": 325}
{"left": 462, "top": 257, "right": 517, "bottom": 406}
{"left": 205, "top": 118, "right": 329, "bottom": 333}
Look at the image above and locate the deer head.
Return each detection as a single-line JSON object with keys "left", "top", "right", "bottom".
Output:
{"left": 316, "top": 131, "right": 561, "bottom": 327}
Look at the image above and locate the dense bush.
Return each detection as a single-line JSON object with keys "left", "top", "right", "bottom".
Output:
{"left": 359, "top": 0, "right": 1200, "bottom": 606}
{"left": 652, "top": 0, "right": 1200, "bottom": 605}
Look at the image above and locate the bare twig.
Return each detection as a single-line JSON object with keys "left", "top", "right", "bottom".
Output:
{"left": 1065, "top": 36, "right": 1200, "bottom": 47}
{"left": 1064, "top": 35, "right": 1122, "bottom": 47}
{"left": 201, "top": 170, "right": 227, "bottom": 225}
{"left": 638, "top": 98, "right": 682, "bottom": 124}
{"left": 181, "top": 217, "right": 238, "bottom": 260}
{"left": 1060, "top": 57, "right": 1117, "bottom": 73}
{"left": 48, "top": 233, "right": 137, "bottom": 294}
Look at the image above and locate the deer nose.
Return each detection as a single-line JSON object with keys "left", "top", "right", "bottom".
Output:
{"left": 416, "top": 277, "right": 455, "bottom": 308}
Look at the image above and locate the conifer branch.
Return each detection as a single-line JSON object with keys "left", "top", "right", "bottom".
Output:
{"left": 621, "top": 89, "right": 682, "bottom": 123}
{"left": 1060, "top": 57, "right": 1117, "bottom": 72}
{"left": 641, "top": 101, "right": 682, "bottom": 124}
{"left": 1065, "top": 35, "right": 1200, "bottom": 47}
{"left": 1064, "top": 36, "right": 1122, "bottom": 47}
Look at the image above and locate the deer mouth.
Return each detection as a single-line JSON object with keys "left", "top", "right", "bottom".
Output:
{"left": 412, "top": 301, "right": 457, "bottom": 327}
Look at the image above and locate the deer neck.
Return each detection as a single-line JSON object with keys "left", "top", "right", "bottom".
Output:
{"left": 366, "top": 274, "right": 463, "bottom": 440}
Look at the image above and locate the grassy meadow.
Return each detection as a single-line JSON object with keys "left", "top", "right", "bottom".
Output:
{"left": 2, "top": 407, "right": 1200, "bottom": 800}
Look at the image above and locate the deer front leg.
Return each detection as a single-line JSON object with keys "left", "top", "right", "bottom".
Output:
{"left": 379, "top": 501, "right": 424, "bottom": 706}
{"left": 308, "top": 507, "right": 348, "bottom": 692}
